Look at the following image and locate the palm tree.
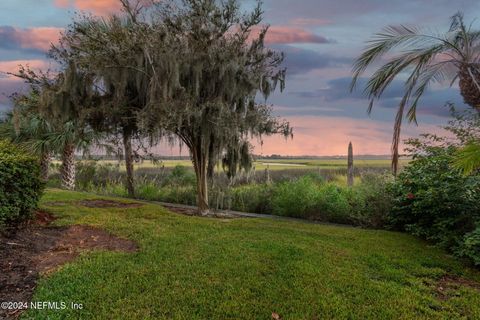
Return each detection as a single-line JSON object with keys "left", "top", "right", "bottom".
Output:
{"left": 38, "top": 63, "right": 99, "bottom": 190}
{"left": 1, "top": 89, "right": 97, "bottom": 188}
{"left": 351, "top": 12, "right": 480, "bottom": 175}
{"left": 0, "top": 93, "right": 55, "bottom": 181}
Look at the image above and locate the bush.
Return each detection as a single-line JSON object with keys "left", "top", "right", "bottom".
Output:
{"left": 0, "top": 140, "right": 44, "bottom": 228}
{"left": 162, "top": 165, "right": 196, "bottom": 187}
{"left": 271, "top": 176, "right": 320, "bottom": 218}
{"left": 349, "top": 173, "right": 393, "bottom": 228}
{"left": 315, "top": 183, "right": 351, "bottom": 223}
{"left": 389, "top": 146, "right": 480, "bottom": 265}
{"left": 228, "top": 183, "right": 273, "bottom": 213}
{"left": 460, "top": 227, "right": 480, "bottom": 266}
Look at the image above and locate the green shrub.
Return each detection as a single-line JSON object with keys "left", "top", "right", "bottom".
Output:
{"left": 315, "top": 184, "right": 351, "bottom": 223}
{"left": 0, "top": 140, "right": 44, "bottom": 228}
{"left": 228, "top": 183, "right": 273, "bottom": 213}
{"left": 389, "top": 146, "right": 480, "bottom": 265}
{"left": 137, "top": 181, "right": 162, "bottom": 201}
{"left": 163, "top": 165, "right": 196, "bottom": 187}
{"left": 349, "top": 173, "right": 393, "bottom": 228}
{"left": 460, "top": 227, "right": 480, "bottom": 266}
{"left": 271, "top": 176, "right": 320, "bottom": 218}
{"left": 157, "top": 186, "right": 197, "bottom": 205}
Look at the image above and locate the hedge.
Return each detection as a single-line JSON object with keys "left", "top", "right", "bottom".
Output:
{"left": 0, "top": 140, "right": 44, "bottom": 228}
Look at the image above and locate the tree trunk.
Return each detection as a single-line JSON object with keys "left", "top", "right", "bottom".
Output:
{"left": 61, "top": 143, "right": 76, "bottom": 190}
{"left": 347, "top": 142, "right": 354, "bottom": 187}
{"left": 459, "top": 65, "right": 480, "bottom": 112}
{"left": 123, "top": 129, "right": 135, "bottom": 198}
{"left": 39, "top": 151, "right": 51, "bottom": 181}
{"left": 192, "top": 147, "right": 209, "bottom": 215}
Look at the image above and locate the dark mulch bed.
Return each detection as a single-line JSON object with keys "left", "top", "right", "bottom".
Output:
{"left": 434, "top": 274, "right": 480, "bottom": 301}
{"left": 78, "top": 199, "right": 144, "bottom": 208}
{"left": 0, "top": 211, "right": 137, "bottom": 319}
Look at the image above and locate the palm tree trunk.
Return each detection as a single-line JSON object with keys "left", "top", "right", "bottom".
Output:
{"left": 61, "top": 143, "right": 76, "bottom": 190}
{"left": 39, "top": 151, "right": 51, "bottom": 181}
{"left": 123, "top": 129, "right": 135, "bottom": 198}
{"left": 459, "top": 65, "right": 480, "bottom": 111}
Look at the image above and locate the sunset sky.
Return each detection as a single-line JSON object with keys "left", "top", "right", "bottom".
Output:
{"left": 1, "top": 0, "right": 479, "bottom": 156}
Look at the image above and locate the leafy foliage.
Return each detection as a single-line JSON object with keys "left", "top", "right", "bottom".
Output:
{"left": 0, "top": 140, "right": 44, "bottom": 228}
{"left": 388, "top": 109, "right": 480, "bottom": 265}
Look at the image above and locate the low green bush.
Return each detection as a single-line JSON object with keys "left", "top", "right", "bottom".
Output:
{"left": 389, "top": 146, "right": 480, "bottom": 263}
{"left": 315, "top": 183, "right": 351, "bottom": 223}
{"left": 348, "top": 173, "right": 393, "bottom": 228}
{"left": 0, "top": 140, "right": 44, "bottom": 228}
{"left": 388, "top": 107, "right": 480, "bottom": 266}
{"left": 460, "top": 227, "right": 480, "bottom": 266}
{"left": 271, "top": 176, "right": 320, "bottom": 218}
{"left": 228, "top": 183, "right": 273, "bottom": 213}
{"left": 162, "top": 165, "right": 196, "bottom": 187}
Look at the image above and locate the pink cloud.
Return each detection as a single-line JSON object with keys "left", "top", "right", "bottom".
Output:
{"left": 251, "top": 115, "right": 446, "bottom": 156}
{"left": 0, "top": 26, "right": 61, "bottom": 52}
{"left": 0, "top": 60, "right": 51, "bottom": 74}
{"left": 54, "top": 0, "right": 157, "bottom": 15}
{"left": 54, "top": 0, "right": 70, "bottom": 7}
{"left": 264, "top": 26, "right": 332, "bottom": 45}
{"left": 0, "top": 60, "right": 53, "bottom": 103}
{"left": 17, "top": 27, "right": 61, "bottom": 51}
{"left": 72, "top": 0, "right": 122, "bottom": 15}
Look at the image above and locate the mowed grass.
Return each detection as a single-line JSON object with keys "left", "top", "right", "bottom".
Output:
{"left": 25, "top": 189, "right": 480, "bottom": 320}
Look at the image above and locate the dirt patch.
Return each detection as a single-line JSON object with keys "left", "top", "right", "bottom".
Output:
{"left": 434, "top": 274, "right": 480, "bottom": 300}
{"left": 0, "top": 211, "right": 137, "bottom": 319}
{"left": 79, "top": 199, "right": 143, "bottom": 208}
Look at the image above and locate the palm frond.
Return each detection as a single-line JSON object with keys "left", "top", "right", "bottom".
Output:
{"left": 452, "top": 140, "right": 480, "bottom": 175}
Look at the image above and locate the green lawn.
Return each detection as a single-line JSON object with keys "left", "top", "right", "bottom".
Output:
{"left": 26, "top": 189, "right": 480, "bottom": 319}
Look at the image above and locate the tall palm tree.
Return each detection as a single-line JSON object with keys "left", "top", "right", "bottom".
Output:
{"left": 351, "top": 12, "right": 480, "bottom": 175}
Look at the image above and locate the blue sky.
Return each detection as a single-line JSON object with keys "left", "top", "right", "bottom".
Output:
{"left": 1, "top": 0, "right": 479, "bottom": 155}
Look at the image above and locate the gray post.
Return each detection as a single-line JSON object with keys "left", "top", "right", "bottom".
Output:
{"left": 347, "top": 142, "right": 354, "bottom": 187}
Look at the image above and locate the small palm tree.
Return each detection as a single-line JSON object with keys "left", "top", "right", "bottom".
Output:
{"left": 0, "top": 93, "right": 55, "bottom": 181}
{"left": 351, "top": 12, "right": 480, "bottom": 174}
{"left": 38, "top": 64, "right": 99, "bottom": 190}
{"left": 8, "top": 64, "right": 99, "bottom": 190}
